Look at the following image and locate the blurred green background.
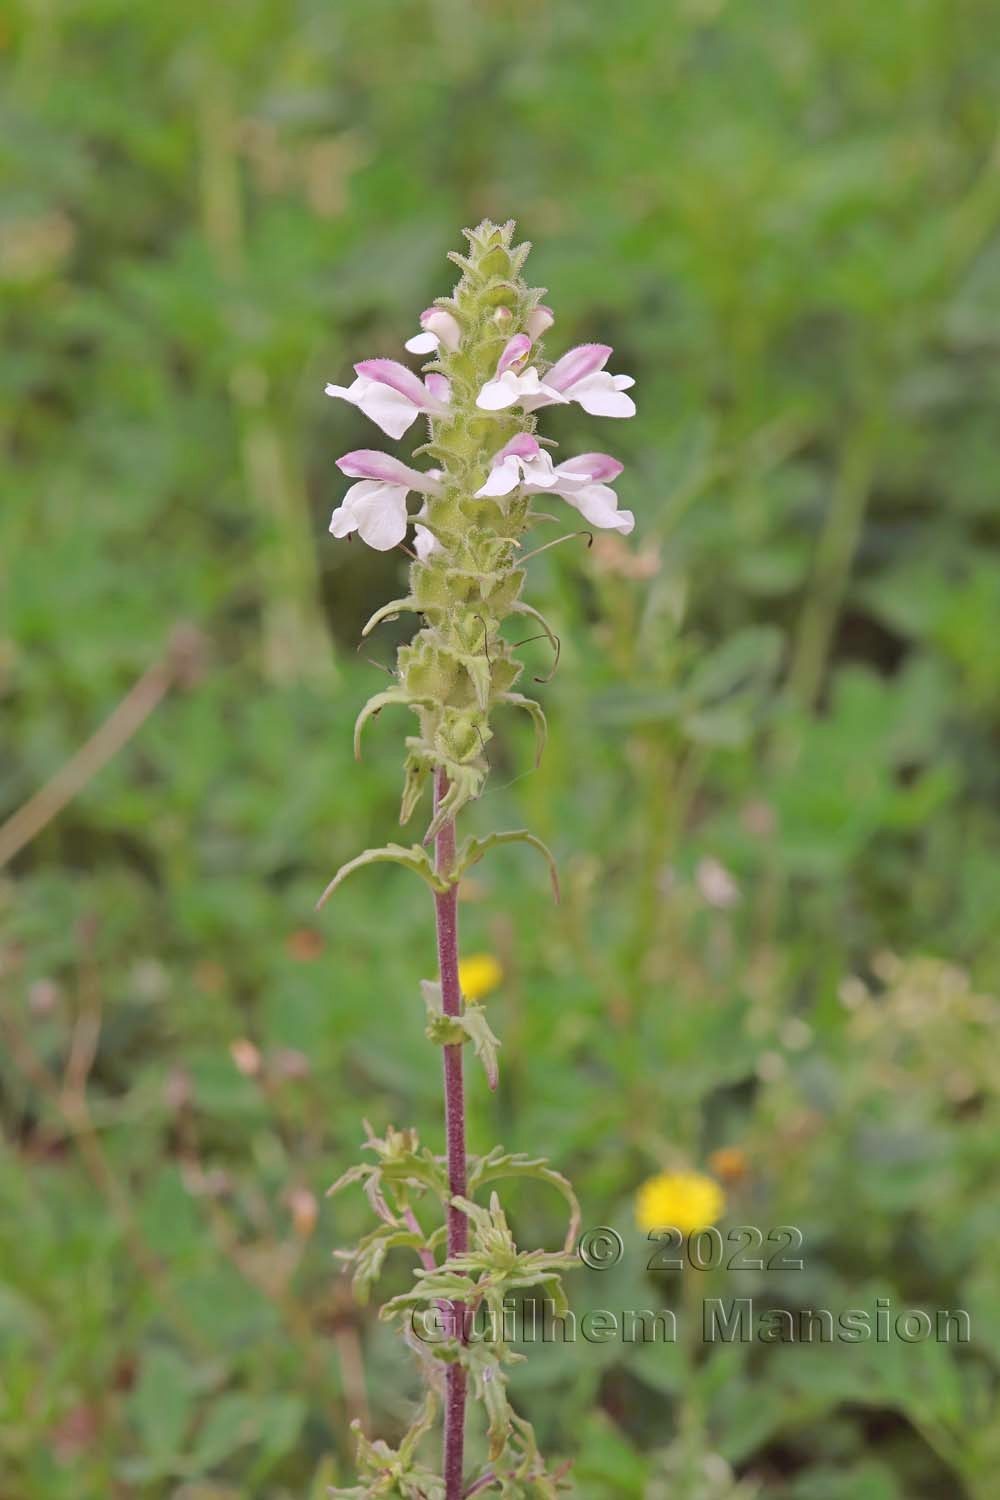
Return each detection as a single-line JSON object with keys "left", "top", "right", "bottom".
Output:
{"left": 3, "top": 0, "right": 1000, "bottom": 1495}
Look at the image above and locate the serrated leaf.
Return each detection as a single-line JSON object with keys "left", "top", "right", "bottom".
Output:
{"left": 421, "top": 980, "right": 501, "bottom": 1086}
{"left": 469, "top": 1149, "right": 581, "bottom": 1253}
{"left": 460, "top": 1003, "right": 501, "bottom": 1090}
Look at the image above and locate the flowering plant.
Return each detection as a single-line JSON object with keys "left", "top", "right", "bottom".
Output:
{"left": 320, "top": 220, "right": 636, "bottom": 1498}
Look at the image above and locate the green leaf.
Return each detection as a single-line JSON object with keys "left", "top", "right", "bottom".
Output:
{"left": 360, "top": 596, "right": 420, "bottom": 638}
{"left": 316, "top": 842, "right": 445, "bottom": 909}
{"left": 422, "top": 760, "right": 486, "bottom": 842}
{"left": 189, "top": 1392, "right": 305, "bottom": 1471}
{"left": 681, "top": 626, "right": 784, "bottom": 746}
{"left": 129, "top": 1345, "right": 196, "bottom": 1468}
{"left": 465, "top": 1342, "right": 514, "bottom": 1461}
{"left": 684, "top": 626, "right": 784, "bottom": 708}
{"left": 455, "top": 829, "right": 560, "bottom": 902}
{"left": 460, "top": 1003, "right": 502, "bottom": 1090}
{"left": 469, "top": 1148, "right": 581, "bottom": 1253}
{"left": 354, "top": 688, "right": 433, "bottom": 759}
{"left": 336, "top": 1224, "right": 427, "bottom": 1303}
{"left": 497, "top": 692, "right": 548, "bottom": 766}
{"left": 421, "top": 980, "right": 502, "bottom": 1087}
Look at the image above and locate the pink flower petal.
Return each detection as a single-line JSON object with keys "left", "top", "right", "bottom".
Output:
{"left": 554, "top": 452, "right": 624, "bottom": 484}
{"left": 545, "top": 343, "right": 612, "bottom": 393}
{"left": 413, "top": 524, "right": 440, "bottom": 560}
{"left": 495, "top": 433, "right": 543, "bottom": 462}
{"left": 560, "top": 482, "right": 635, "bottom": 534}
{"left": 497, "top": 334, "right": 532, "bottom": 375}
{"left": 337, "top": 449, "right": 440, "bottom": 494}
{"left": 325, "top": 377, "right": 420, "bottom": 439}
{"left": 421, "top": 308, "right": 462, "bottom": 351}
{"left": 424, "top": 372, "right": 451, "bottom": 404}
{"left": 354, "top": 358, "right": 429, "bottom": 407}
{"left": 476, "top": 372, "right": 522, "bottom": 411}
{"left": 526, "top": 305, "right": 555, "bottom": 339}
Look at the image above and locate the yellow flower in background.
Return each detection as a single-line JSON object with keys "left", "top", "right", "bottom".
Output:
{"left": 635, "top": 1171, "right": 725, "bottom": 1234}
{"left": 458, "top": 952, "right": 503, "bottom": 1002}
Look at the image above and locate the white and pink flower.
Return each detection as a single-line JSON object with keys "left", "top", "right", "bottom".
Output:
{"left": 329, "top": 450, "right": 442, "bottom": 551}
{"left": 474, "top": 335, "right": 568, "bottom": 413}
{"left": 525, "top": 304, "right": 555, "bottom": 340}
{"left": 538, "top": 343, "right": 635, "bottom": 418}
{"left": 529, "top": 451, "right": 634, "bottom": 534}
{"left": 474, "top": 434, "right": 560, "bottom": 496}
{"left": 325, "top": 360, "right": 451, "bottom": 440}
{"left": 404, "top": 307, "right": 463, "bottom": 356}
{"left": 476, "top": 339, "right": 635, "bottom": 419}
{"left": 474, "top": 437, "right": 634, "bottom": 535}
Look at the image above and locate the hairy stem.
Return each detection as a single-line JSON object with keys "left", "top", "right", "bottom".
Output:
{"left": 433, "top": 767, "right": 468, "bottom": 1500}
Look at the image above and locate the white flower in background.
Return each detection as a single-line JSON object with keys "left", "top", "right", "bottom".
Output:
{"left": 325, "top": 359, "right": 451, "bottom": 439}
{"left": 696, "top": 856, "right": 742, "bottom": 910}
{"left": 328, "top": 450, "right": 442, "bottom": 551}
{"left": 405, "top": 307, "right": 463, "bottom": 355}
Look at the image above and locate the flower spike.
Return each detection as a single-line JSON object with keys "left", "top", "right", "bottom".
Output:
{"left": 321, "top": 219, "right": 638, "bottom": 1498}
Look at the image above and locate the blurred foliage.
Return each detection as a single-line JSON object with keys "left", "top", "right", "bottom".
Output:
{"left": 2, "top": 0, "right": 1000, "bottom": 1496}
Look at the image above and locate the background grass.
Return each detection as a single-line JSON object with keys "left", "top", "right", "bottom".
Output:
{"left": 3, "top": 0, "right": 1000, "bottom": 1495}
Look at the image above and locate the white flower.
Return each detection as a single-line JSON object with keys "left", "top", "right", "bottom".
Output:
{"left": 413, "top": 523, "right": 440, "bottom": 561}
{"left": 474, "top": 435, "right": 559, "bottom": 497}
{"left": 529, "top": 344, "right": 636, "bottom": 417}
{"left": 325, "top": 360, "right": 451, "bottom": 440}
{"left": 328, "top": 450, "right": 441, "bottom": 551}
{"left": 476, "top": 339, "right": 635, "bottom": 419}
{"left": 475, "top": 335, "right": 567, "bottom": 413}
{"left": 404, "top": 307, "right": 462, "bottom": 355}
{"left": 525, "top": 452, "right": 635, "bottom": 535}
{"left": 473, "top": 439, "right": 635, "bottom": 535}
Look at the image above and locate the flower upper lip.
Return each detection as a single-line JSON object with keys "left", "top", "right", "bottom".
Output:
{"left": 325, "top": 359, "right": 451, "bottom": 440}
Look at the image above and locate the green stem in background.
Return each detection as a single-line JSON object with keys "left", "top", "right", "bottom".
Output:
{"left": 788, "top": 415, "right": 878, "bottom": 710}
{"left": 196, "top": 68, "right": 333, "bottom": 683}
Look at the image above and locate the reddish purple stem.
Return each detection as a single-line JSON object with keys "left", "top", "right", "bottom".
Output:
{"left": 433, "top": 769, "right": 468, "bottom": 1500}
